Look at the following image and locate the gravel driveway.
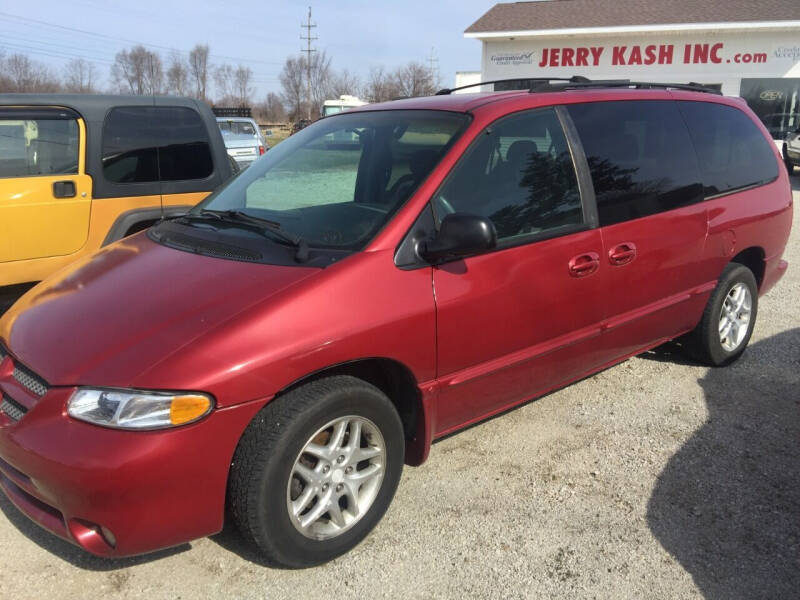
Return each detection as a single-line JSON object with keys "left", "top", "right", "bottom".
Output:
{"left": 1, "top": 178, "right": 798, "bottom": 600}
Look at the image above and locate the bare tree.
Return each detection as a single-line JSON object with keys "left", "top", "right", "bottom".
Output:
{"left": 394, "top": 61, "right": 435, "bottom": 98}
{"left": 308, "top": 50, "right": 332, "bottom": 112}
{"left": 64, "top": 59, "right": 97, "bottom": 93}
{"left": 166, "top": 52, "right": 189, "bottom": 96}
{"left": 111, "top": 47, "right": 143, "bottom": 94}
{"left": 143, "top": 51, "right": 163, "bottom": 95}
{"left": 279, "top": 50, "right": 332, "bottom": 120}
{"left": 111, "top": 45, "right": 163, "bottom": 95}
{"left": 0, "top": 51, "right": 11, "bottom": 92}
{"left": 329, "top": 69, "right": 361, "bottom": 99}
{"left": 364, "top": 66, "right": 401, "bottom": 103}
{"left": 254, "top": 92, "right": 286, "bottom": 123}
{"left": 214, "top": 63, "right": 235, "bottom": 102}
{"left": 234, "top": 65, "right": 253, "bottom": 107}
{"left": 279, "top": 55, "right": 305, "bottom": 120}
{"left": 189, "top": 44, "right": 210, "bottom": 100}
{"left": 1, "top": 53, "right": 61, "bottom": 92}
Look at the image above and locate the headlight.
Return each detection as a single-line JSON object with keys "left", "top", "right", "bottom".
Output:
{"left": 68, "top": 388, "right": 213, "bottom": 430}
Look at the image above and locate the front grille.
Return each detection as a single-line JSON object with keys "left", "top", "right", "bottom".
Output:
{"left": 1, "top": 394, "right": 26, "bottom": 421}
{"left": 13, "top": 364, "right": 49, "bottom": 397}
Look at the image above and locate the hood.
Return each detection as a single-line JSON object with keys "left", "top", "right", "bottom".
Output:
{"left": 0, "top": 233, "right": 316, "bottom": 386}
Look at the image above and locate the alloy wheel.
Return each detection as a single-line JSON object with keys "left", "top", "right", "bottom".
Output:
{"left": 286, "top": 416, "right": 385, "bottom": 540}
{"left": 718, "top": 282, "right": 752, "bottom": 352}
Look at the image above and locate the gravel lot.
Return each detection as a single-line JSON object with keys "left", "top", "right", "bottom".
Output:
{"left": 1, "top": 178, "right": 798, "bottom": 599}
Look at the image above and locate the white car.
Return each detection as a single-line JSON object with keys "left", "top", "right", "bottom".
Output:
{"left": 216, "top": 117, "right": 268, "bottom": 170}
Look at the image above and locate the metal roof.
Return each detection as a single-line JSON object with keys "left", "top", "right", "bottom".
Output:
{"left": 466, "top": 0, "right": 800, "bottom": 34}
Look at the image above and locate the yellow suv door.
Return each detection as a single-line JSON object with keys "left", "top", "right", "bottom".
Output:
{"left": 0, "top": 107, "right": 92, "bottom": 263}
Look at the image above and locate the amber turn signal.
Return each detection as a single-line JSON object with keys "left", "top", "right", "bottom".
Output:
{"left": 170, "top": 394, "right": 213, "bottom": 426}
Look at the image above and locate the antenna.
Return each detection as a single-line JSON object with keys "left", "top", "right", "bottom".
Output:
{"left": 300, "top": 6, "right": 318, "bottom": 120}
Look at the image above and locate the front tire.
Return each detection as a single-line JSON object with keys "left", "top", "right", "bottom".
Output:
{"left": 228, "top": 375, "right": 404, "bottom": 568}
{"left": 683, "top": 263, "right": 758, "bottom": 366}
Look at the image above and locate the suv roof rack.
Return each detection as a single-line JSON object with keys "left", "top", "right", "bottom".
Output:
{"left": 435, "top": 76, "right": 590, "bottom": 95}
{"left": 528, "top": 79, "right": 722, "bottom": 95}
{"left": 434, "top": 76, "right": 721, "bottom": 96}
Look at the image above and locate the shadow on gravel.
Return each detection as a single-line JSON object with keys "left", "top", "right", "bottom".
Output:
{"left": 0, "top": 492, "right": 190, "bottom": 570}
{"left": 209, "top": 520, "right": 278, "bottom": 567}
{"left": 647, "top": 328, "right": 800, "bottom": 599}
{"left": 637, "top": 340, "right": 698, "bottom": 367}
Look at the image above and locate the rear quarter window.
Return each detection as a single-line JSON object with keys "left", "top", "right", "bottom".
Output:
{"left": 102, "top": 106, "right": 213, "bottom": 183}
{"left": 677, "top": 101, "right": 779, "bottom": 197}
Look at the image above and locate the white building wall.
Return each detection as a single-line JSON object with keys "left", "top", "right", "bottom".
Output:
{"left": 478, "top": 28, "right": 800, "bottom": 96}
{"left": 454, "top": 71, "right": 482, "bottom": 93}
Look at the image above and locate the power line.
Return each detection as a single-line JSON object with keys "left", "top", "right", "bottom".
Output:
{"left": 0, "top": 11, "right": 283, "bottom": 67}
{"left": 0, "top": 41, "right": 115, "bottom": 65}
{"left": 300, "top": 6, "right": 317, "bottom": 120}
{"left": 0, "top": 43, "right": 281, "bottom": 90}
{"left": 0, "top": 34, "right": 281, "bottom": 81}
{"left": 0, "top": 33, "right": 118, "bottom": 64}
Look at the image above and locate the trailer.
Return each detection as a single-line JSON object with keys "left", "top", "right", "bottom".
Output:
{"left": 322, "top": 95, "right": 367, "bottom": 117}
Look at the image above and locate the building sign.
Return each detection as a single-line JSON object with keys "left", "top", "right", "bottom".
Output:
{"left": 759, "top": 89, "right": 783, "bottom": 101}
{"left": 774, "top": 46, "right": 800, "bottom": 60}
{"left": 535, "top": 43, "right": 768, "bottom": 68}
{"left": 483, "top": 30, "right": 800, "bottom": 80}
{"left": 490, "top": 52, "right": 534, "bottom": 66}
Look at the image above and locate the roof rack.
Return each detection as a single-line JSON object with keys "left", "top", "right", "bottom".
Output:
{"left": 528, "top": 79, "right": 722, "bottom": 95}
{"left": 434, "top": 76, "right": 721, "bottom": 96}
{"left": 435, "top": 76, "right": 590, "bottom": 95}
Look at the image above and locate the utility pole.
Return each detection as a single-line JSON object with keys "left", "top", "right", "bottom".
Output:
{"left": 300, "top": 6, "right": 317, "bottom": 120}
{"left": 427, "top": 47, "right": 439, "bottom": 89}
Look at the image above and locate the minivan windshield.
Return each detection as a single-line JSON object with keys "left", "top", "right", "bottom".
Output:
{"left": 194, "top": 110, "right": 468, "bottom": 250}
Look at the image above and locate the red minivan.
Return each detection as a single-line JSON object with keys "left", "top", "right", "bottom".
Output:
{"left": 0, "top": 80, "right": 792, "bottom": 567}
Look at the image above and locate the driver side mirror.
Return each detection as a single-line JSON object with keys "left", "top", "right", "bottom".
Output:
{"left": 418, "top": 213, "right": 496, "bottom": 264}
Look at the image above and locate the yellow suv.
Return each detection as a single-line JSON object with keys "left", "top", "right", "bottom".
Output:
{"left": 0, "top": 94, "right": 234, "bottom": 301}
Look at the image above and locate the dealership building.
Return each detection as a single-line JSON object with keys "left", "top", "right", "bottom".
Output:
{"left": 460, "top": 0, "right": 800, "bottom": 140}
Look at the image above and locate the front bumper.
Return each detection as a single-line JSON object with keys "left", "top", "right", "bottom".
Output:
{"left": 0, "top": 352, "right": 264, "bottom": 557}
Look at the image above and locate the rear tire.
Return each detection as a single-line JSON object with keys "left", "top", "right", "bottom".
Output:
{"left": 784, "top": 147, "right": 796, "bottom": 175}
{"left": 228, "top": 375, "right": 404, "bottom": 568}
{"left": 682, "top": 263, "right": 758, "bottom": 366}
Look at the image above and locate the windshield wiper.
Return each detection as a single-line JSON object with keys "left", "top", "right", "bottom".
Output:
{"left": 180, "top": 209, "right": 310, "bottom": 263}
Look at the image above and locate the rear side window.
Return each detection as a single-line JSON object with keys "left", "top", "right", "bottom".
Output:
{"left": 677, "top": 101, "right": 778, "bottom": 197}
{"left": 567, "top": 100, "right": 703, "bottom": 227}
{"left": 102, "top": 106, "right": 213, "bottom": 183}
{"left": 432, "top": 107, "right": 583, "bottom": 244}
{"left": 0, "top": 117, "right": 78, "bottom": 178}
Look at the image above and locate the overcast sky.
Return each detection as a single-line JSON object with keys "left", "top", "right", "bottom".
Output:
{"left": 1, "top": 0, "right": 493, "bottom": 97}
